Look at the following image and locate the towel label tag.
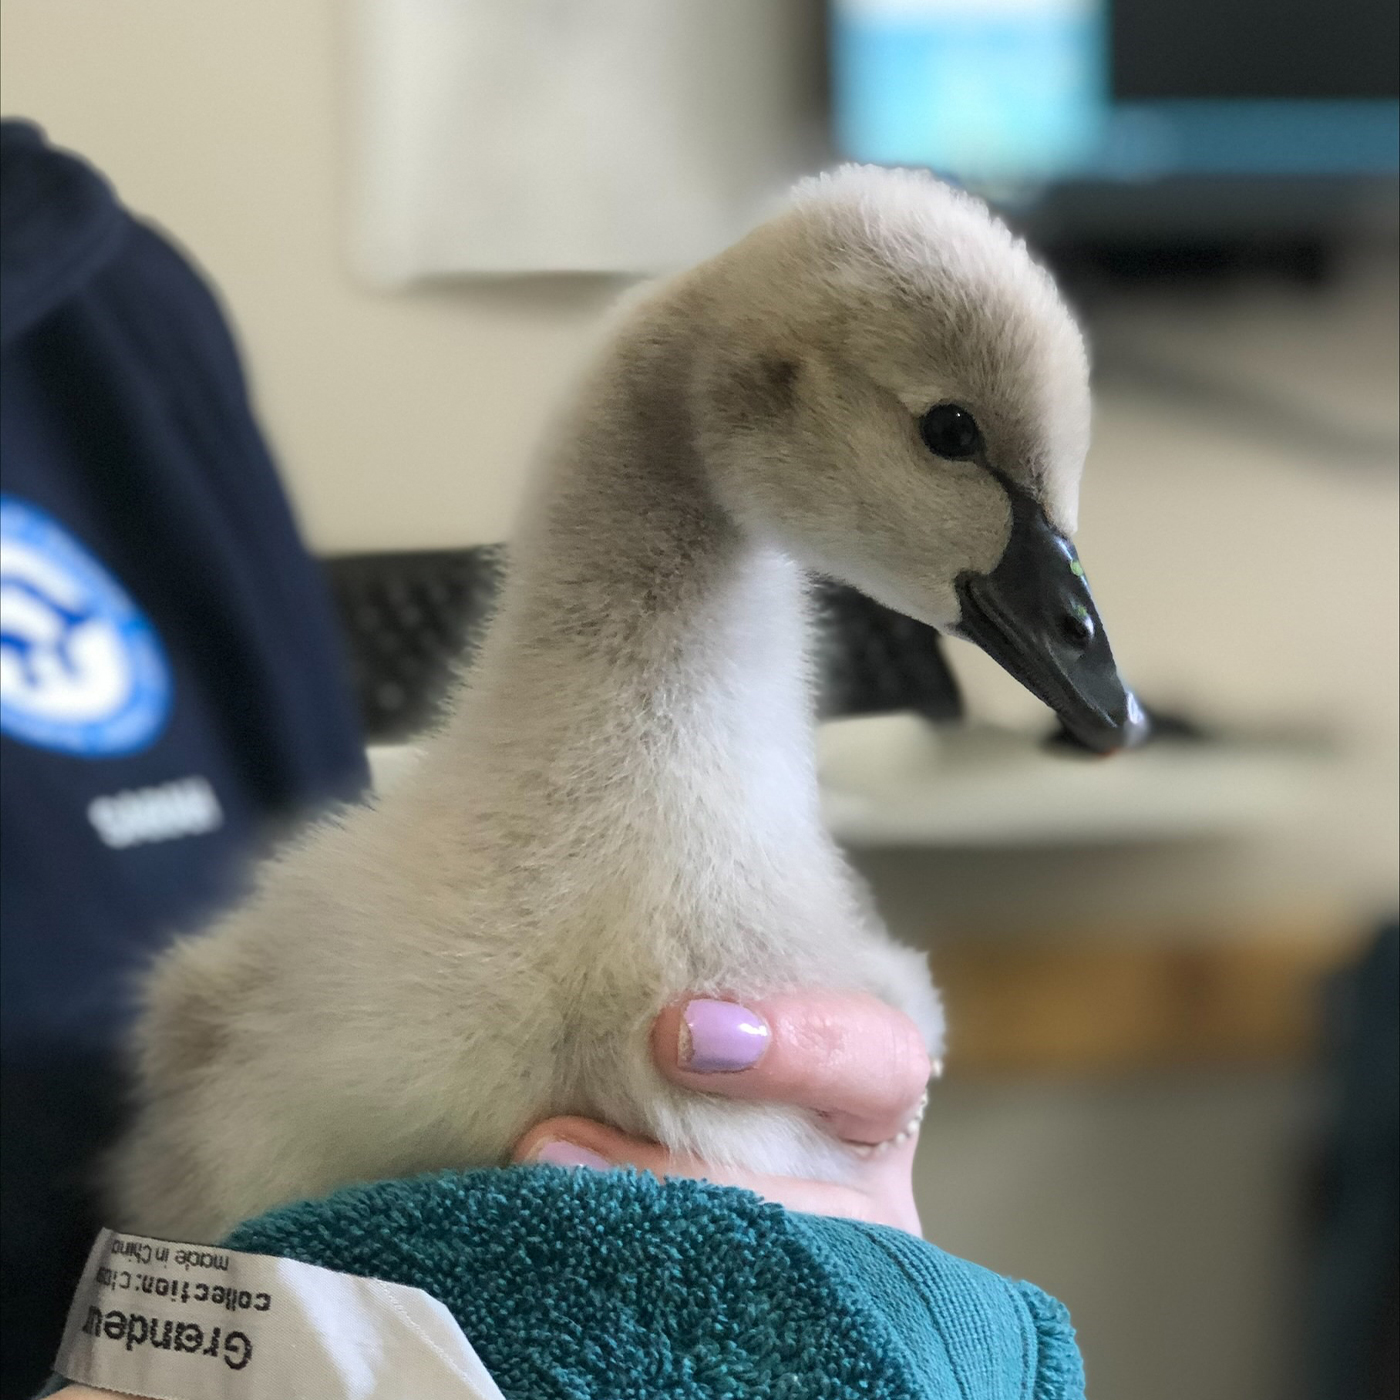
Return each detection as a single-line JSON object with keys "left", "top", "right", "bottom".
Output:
{"left": 54, "top": 1227, "right": 507, "bottom": 1399}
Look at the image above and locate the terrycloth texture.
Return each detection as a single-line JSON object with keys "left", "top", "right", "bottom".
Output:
{"left": 224, "top": 1167, "right": 1085, "bottom": 1399}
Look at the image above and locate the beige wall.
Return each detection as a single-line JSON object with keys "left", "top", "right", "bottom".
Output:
{"left": 2, "top": 0, "right": 619, "bottom": 552}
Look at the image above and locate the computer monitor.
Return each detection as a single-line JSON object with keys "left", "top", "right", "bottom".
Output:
{"left": 832, "top": 0, "right": 1398, "bottom": 185}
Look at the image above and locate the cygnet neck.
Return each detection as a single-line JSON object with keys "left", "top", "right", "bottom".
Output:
{"left": 443, "top": 299, "right": 822, "bottom": 832}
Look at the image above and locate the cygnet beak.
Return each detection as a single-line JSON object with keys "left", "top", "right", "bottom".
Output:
{"left": 953, "top": 475, "right": 1150, "bottom": 755}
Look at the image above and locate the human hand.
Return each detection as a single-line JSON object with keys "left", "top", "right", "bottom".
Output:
{"left": 513, "top": 991, "right": 935, "bottom": 1234}
{"left": 51, "top": 996, "right": 931, "bottom": 1398}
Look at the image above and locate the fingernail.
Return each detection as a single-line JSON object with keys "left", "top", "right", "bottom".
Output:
{"left": 532, "top": 1139, "right": 611, "bottom": 1171}
{"left": 680, "top": 999, "right": 770, "bottom": 1073}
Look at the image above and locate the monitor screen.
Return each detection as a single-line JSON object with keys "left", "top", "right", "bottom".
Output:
{"left": 832, "top": 0, "right": 1400, "bottom": 182}
{"left": 1112, "top": 0, "right": 1397, "bottom": 101}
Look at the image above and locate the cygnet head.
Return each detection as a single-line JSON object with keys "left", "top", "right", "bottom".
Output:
{"left": 692, "top": 165, "right": 1146, "bottom": 753}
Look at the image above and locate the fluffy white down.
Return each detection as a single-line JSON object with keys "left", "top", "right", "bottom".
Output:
{"left": 109, "top": 166, "right": 1090, "bottom": 1243}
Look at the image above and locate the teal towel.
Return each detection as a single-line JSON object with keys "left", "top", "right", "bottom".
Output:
{"left": 222, "top": 1167, "right": 1084, "bottom": 1400}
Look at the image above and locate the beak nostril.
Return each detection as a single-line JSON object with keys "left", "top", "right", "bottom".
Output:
{"left": 1059, "top": 611, "right": 1095, "bottom": 649}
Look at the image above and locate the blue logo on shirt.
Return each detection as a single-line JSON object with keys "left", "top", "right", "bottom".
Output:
{"left": 0, "top": 495, "right": 171, "bottom": 755}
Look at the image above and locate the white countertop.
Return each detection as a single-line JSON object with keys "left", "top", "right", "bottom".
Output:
{"left": 368, "top": 716, "right": 1338, "bottom": 851}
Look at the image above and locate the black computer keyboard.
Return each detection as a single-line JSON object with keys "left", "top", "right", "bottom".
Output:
{"left": 324, "top": 546, "right": 964, "bottom": 743}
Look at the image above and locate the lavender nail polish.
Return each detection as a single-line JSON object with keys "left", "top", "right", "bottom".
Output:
{"left": 681, "top": 999, "right": 770, "bottom": 1073}
{"left": 533, "top": 1140, "right": 611, "bottom": 1171}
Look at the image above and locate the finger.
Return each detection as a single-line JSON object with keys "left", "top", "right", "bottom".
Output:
{"left": 651, "top": 991, "right": 932, "bottom": 1145}
{"left": 513, "top": 1116, "right": 921, "bottom": 1231}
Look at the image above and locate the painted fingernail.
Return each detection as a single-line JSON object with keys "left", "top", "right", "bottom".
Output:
{"left": 680, "top": 999, "right": 770, "bottom": 1073}
{"left": 533, "top": 1140, "right": 611, "bottom": 1171}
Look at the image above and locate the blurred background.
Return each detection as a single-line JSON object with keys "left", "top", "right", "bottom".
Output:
{"left": 2, "top": 1, "right": 1396, "bottom": 1397}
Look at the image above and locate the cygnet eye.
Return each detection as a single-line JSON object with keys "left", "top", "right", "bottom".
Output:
{"left": 919, "top": 403, "right": 983, "bottom": 460}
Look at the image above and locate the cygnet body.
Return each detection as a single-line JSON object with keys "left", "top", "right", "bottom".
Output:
{"left": 110, "top": 167, "right": 1142, "bottom": 1242}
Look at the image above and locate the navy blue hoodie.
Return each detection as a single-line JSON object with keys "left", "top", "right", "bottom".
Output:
{"left": 0, "top": 121, "right": 367, "bottom": 1395}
